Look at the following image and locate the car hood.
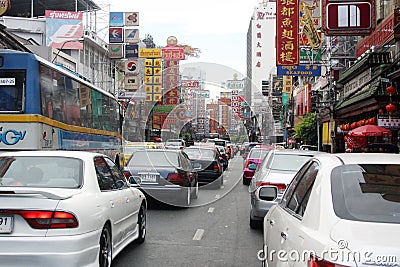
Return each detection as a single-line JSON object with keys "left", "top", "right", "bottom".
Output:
{"left": 329, "top": 219, "right": 400, "bottom": 266}
{"left": 264, "top": 170, "right": 297, "bottom": 184}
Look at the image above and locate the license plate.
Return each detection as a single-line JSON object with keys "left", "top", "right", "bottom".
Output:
{"left": 139, "top": 173, "right": 158, "bottom": 182}
{"left": 0, "top": 216, "right": 13, "bottom": 233}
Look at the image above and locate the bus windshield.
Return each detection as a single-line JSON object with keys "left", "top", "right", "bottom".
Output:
{"left": 0, "top": 70, "right": 25, "bottom": 112}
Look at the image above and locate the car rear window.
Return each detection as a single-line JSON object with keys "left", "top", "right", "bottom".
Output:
{"left": 184, "top": 148, "right": 215, "bottom": 160}
{"left": 0, "top": 156, "right": 82, "bottom": 188}
{"left": 270, "top": 154, "right": 313, "bottom": 171}
{"left": 249, "top": 149, "right": 270, "bottom": 159}
{"left": 331, "top": 164, "right": 400, "bottom": 223}
{"left": 128, "top": 151, "right": 179, "bottom": 167}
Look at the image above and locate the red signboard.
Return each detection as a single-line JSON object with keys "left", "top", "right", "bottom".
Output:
{"left": 356, "top": 12, "right": 396, "bottom": 56}
{"left": 322, "top": 0, "right": 375, "bottom": 35}
{"left": 162, "top": 47, "right": 185, "bottom": 60}
{"left": 276, "top": 0, "right": 300, "bottom": 66}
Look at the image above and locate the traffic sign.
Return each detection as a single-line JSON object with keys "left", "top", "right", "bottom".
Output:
{"left": 322, "top": 0, "right": 375, "bottom": 35}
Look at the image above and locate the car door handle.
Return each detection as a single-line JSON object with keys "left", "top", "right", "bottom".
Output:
{"left": 269, "top": 219, "right": 274, "bottom": 226}
{"left": 126, "top": 197, "right": 130, "bottom": 203}
{"left": 110, "top": 201, "right": 115, "bottom": 208}
{"left": 281, "top": 231, "right": 287, "bottom": 240}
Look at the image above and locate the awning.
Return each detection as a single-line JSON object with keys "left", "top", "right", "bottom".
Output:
{"left": 335, "top": 82, "right": 379, "bottom": 118}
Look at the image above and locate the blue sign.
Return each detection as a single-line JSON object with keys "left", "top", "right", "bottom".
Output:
{"left": 277, "top": 65, "right": 322, "bottom": 76}
{"left": 0, "top": 128, "right": 26, "bottom": 145}
{"left": 109, "top": 12, "right": 124, "bottom": 27}
{"left": 125, "top": 44, "right": 139, "bottom": 58}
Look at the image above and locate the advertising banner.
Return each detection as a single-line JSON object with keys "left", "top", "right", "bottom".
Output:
{"left": 125, "top": 29, "right": 140, "bottom": 43}
{"left": 109, "top": 27, "right": 123, "bottom": 43}
{"left": 45, "top": 10, "right": 83, "bottom": 49}
{"left": 109, "top": 12, "right": 124, "bottom": 27}
{"left": 108, "top": 44, "right": 124, "bottom": 59}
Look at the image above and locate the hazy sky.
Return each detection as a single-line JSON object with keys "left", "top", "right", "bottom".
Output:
{"left": 94, "top": 0, "right": 262, "bottom": 77}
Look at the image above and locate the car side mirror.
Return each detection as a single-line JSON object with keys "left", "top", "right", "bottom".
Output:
{"left": 257, "top": 186, "right": 278, "bottom": 201}
{"left": 128, "top": 176, "right": 142, "bottom": 185}
{"left": 248, "top": 163, "right": 257, "bottom": 171}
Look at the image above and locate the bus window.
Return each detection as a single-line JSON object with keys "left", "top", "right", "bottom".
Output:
{"left": 0, "top": 70, "right": 24, "bottom": 112}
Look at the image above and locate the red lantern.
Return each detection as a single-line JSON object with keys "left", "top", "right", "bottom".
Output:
{"left": 379, "top": 109, "right": 384, "bottom": 114}
{"left": 386, "top": 103, "right": 396, "bottom": 113}
{"left": 371, "top": 117, "right": 377, "bottom": 125}
{"left": 386, "top": 86, "right": 396, "bottom": 95}
{"left": 351, "top": 122, "right": 357, "bottom": 129}
{"left": 360, "top": 120, "right": 365, "bottom": 126}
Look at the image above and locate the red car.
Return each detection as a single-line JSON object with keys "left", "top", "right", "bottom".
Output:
{"left": 242, "top": 146, "right": 273, "bottom": 185}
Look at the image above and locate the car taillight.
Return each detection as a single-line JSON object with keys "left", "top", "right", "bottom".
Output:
{"left": 3, "top": 210, "right": 78, "bottom": 229}
{"left": 308, "top": 255, "right": 349, "bottom": 267}
{"left": 256, "top": 182, "right": 286, "bottom": 191}
{"left": 167, "top": 173, "right": 185, "bottom": 183}
{"left": 213, "top": 163, "right": 220, "bottom": 172}
{"left": 122, "top": 170, "right": 131, "bottom": 179}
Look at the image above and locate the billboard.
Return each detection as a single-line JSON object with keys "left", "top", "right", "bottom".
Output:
{"left": 45, "top": 10, "right": 83, "bottom": 49}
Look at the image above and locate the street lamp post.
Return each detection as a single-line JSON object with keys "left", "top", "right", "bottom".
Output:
{"left": 51, "top": 38, "right": 84, "bottom": 64}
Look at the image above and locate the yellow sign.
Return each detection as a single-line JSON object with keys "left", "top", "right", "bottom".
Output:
{"left": 145, "top": 59, "right": 153, "bottom": 67}
{"left": 144, "top": 67, "right": 153, "bottom": 76}
{"left": 144, "top": 85, "right": 153, "bottom": 92}
{"left": 153, "top": 67, "right": 162, "bottom": 76}
{"left": 0, "top": 0, "right": 10, "bottom": 16}
{"left": 282, "top": 76, "right": 293, "bottom": 97}
{"left": 139, "top": 48, "right": 162, "bottom": 58}
{"left": 144, "top": 76, "right": 153, "bottom": 84}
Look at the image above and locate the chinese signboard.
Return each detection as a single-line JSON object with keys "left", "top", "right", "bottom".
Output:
{"left": 162, "top": 47, "right": 185, "bottom": 60}
{"left": 276, "top": 0, "right": 300, "bottom": 66}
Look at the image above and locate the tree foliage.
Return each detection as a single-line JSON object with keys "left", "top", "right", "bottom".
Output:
{"left": 294, "top": 112, "right": 317, "bottom": 145}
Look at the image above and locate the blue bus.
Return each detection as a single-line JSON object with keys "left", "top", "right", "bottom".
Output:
{"left": 0, "top": 50, "right": 124, "bottom": 166}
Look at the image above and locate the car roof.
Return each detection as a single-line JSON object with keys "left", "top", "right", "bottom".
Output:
{"left": 0, "top": 150, "right": 103, "bottom": 160}
{"left": 319, "top": 152, "right": 400, "bottom": 165}
{"left": 270, "top": 149, "right": 324, "bottom": 156}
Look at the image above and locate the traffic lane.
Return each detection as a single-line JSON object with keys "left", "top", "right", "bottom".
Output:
{"left": 112, "top": 156, "right": 263, "bottom": 267}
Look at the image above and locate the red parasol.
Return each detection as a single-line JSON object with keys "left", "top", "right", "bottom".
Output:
{"left": 347, "top": 125, "right": 391, "bottom": 137}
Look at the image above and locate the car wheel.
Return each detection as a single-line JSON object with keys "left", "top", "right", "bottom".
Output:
{"left": 242, "top": 176, "right": 250, "bottom": 185}
{"left": 220, "top": 175, "right": 224, "bottom": 185}
{"left": 136, "top": 204, "right": 146, "bottom": 244}
{"left": 99, "top": 225, "right": 112, "bottom": 267}
{"left": 250, "top": 217, "right": 260, "bottom": 229}
{"left": 191, "top": 181, "right": 199, "bottom": 199}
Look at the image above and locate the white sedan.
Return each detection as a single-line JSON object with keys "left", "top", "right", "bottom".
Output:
{"left": 0, "top": 150, "right": 147, "bottom": 267}
{"left": 260, "top": 153, "right": 400, "bottom": 267}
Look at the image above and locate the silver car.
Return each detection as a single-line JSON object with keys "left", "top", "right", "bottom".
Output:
{"left": 248, "top": 149, "right": 323, "bottom": 228}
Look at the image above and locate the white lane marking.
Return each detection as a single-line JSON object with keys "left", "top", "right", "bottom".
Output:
{"left": 224, "top": 179, "right": 227, "bottom": 183}
{"left": 208, "top": 207, "right": 215, "bottom": 213}
{"left": 193, "top": 229, "right": 205, "bottom": 240}
{"left": 215, "top": 194, "right": 221, "bottom": 199}
{"left": 221, "top": 185, "right": 225, "bottom": 189}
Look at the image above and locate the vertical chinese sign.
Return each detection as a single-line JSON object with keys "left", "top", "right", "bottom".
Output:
{"left": 276, "top": 0, "right": 300, "bottom": 66}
